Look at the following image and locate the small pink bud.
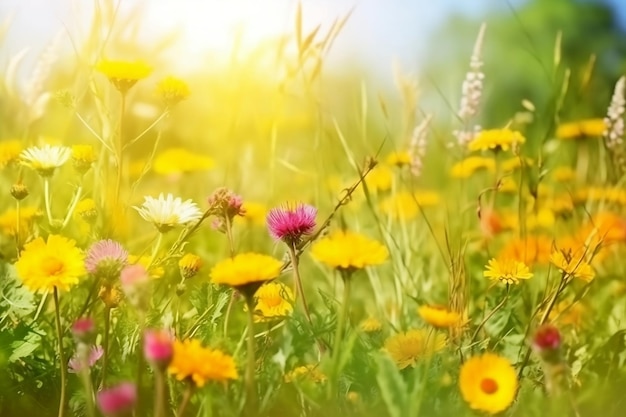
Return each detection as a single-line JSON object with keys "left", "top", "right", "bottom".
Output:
{"left": 144, "top": 329, "right": 174, "bottom": 370}
{"left": 120, "top": 264, "right": 149, "bottom": 289}
{"left": 532, "top": 324, "right": 562, "bottom": 362}
{"left": 97, "top": 382, "right": 137, "bottom": 416}
{"left": 71, "top": 317, "right": 95, "bottom": 342}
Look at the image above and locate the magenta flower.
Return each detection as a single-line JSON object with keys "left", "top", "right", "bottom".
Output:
{"left": 97, "top": 382, "right": 137, "bottom": 416}
{"left": 68, "top": 345, "right": 104, "bottom": 373}
{"left": 266, "top": 203, "right": 317, "bottom": 246}
{"left": 85, "top": 239, "right": 128, "bottom": 278}
{"left": 144, "top": 329, "right": 174, "bottom": 370}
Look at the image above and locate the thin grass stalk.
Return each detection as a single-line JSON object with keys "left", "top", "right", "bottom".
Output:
{"left": 53, "top": 287, "right": 67, "bottom": 417}
{"left": 44, "top": 177, "right": 54, "bottom": 224}
{"left": 101, "top": 306, "right": 111, "bottom": 388}
{"left": 176, "top": 383, "right": 193, "bottom": 417}
{"left": 154, "top": 368, "right": 166, "bottom": 417}
{"left": 244, "top": 296, "right": 258, "bottom": 410}
{"left": 287, "top": 242, "right": 324, "bottom": 356}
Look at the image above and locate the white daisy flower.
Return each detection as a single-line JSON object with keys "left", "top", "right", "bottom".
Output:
{"left": 20, "top": 144, "right": 71, "bottom": 176}
{"left": 133, "top": 193, "right": 202, "bottom": 233}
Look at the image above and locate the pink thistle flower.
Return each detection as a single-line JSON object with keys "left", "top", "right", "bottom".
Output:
{"left": 266, "top": 203, "right": 317, "bottom": 246}
{"left": 144, "top": 329, "right": 174, "bottom": 370}
{"left": 85, "top": 239, "right": 128, "bottom": 278}
{"left": 71, "top": 317, "right": 95, "bottom": 342}
{"left": 68, "top": 345, "right": 104, "bottom": 373}
{"left": 97, "top": 382, "right": 137, "bottom": 417}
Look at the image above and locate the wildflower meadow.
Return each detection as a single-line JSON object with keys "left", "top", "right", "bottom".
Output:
{"left": 1, "top": 1, "right": 626, "bottom": 416}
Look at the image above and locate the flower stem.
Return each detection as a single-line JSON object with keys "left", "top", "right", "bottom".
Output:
{"left": 176, "top": 383, "right": 193, "bottom": 417}
{"left": 287, "top": 243, "right": 324, "bottom": 356}
{"left": 223, "top": 290, "right": 236, "bottom": 338}
{"left": 114, "top": 92, "right": 126, "bottom": 210}
{"left": 518, "top": 274, "right": 568, "bottom": 379}
{"left": 148, "top": 232, "right": 164, "bottom": 270}
{"left": 53, "top": 287, "right": 67, "bottom": 417}
{"left": 470, "top": 287, "right": 509, "bottom": 344}
{"left": 328, "top": 273, "right": 351, "bottom": 398}
{"left": 61, "top": 185, "right": 83, "bottom": 229}
{"left": 44, "top": 177, "right": 54, "bottom": 224}
{"left": 101, "top": 306, "right": 111, "bottom": 389}
{"left": 244, "top": 296, "right": 257, "bottom": 410}
{"left": 15, "top": 200, "right": 20, "bottom": 252}
{"left": 78, "top": 343, "right": 96, "bottom": 417}
{"left": 154, "top": 369, "right": 166, "bottom": 417}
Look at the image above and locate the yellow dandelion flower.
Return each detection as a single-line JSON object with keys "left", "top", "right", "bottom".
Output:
{"left": 0, "top": 206, "right": 41, "bottom": 236}
{"left": 384, "top": 329, "right": 446, "bottom": 369}
{"left": 500, "top": 156, "right": 533, "bottom": 172}
{"left": 548, "top": 299, "right": 587, "bottom": 328}
{"left": 498, "top": 235, "right": 553, "bottom": 266}
{"left": 168, "top": 339, "right": 238, "bottom": 387}
{"left": 459, "top": 353, "right": 517, "bottom": 415}
{"left": 284, "top": 365, "right": 327, "bottom": 383}
{"left": 497, "top": 177, "right": 518, "bottom": 194}
{"left": 484, "top": 258, "right": 533, "bottom": 285}
{"left": 417, "top": 305, "right": 462, "bottom": 328}
{"left": 380, "top": 192, "right": 419, "bottom": 220}
{"left": 549, "top": 251, "right": 595, "bottom": 282}
{"left": 153, "top": 148, "right": 214, "bottom": 176}
{"left": 468, "top": 129, "right": 526, "bottom": 152}
{"left": 179, "top": 253, "right": 203, "bottom": 279}
{"left": 359, "top": 317, "right": 382, "bottom": 333}
{"left": 153, "top": 148, "right": 212, "bottom": 174}
{"left": 379, "top": 191, "right": 439, "bottom": 221}
{"left": 128, "top": 255, "right": 165, "bottom": 279}
{"left": 414, "top": 190, "right": 440, "bottom": 206}
{"left": 551, "top": 166, "right": 576, "bottom": 183}
{"left": 74, "top": 198, "right": 98, "bottom": 223}
{"left": 526, "top": 208, "right": 555, "bottom": 230}
{"left": 96, "top": 59, "right": 152, "bottom": 93}
{"left": 252, "top": 281, "right": 294, "bottom": 322}
{"left": 210, "top": 252, "right": 282, "bottom": 292}
{"left": 238, "top": 201, "right": 267, "bottom": 226}
{"left": 450, "top": 156, "right": 495, "bottom": 178}
{"left": 385, "top": 151, "right": 411, "bottom": 167}
{"left": 156, "top": 75, "right": 190, "bottom": 106}
{"left": 544, "top": 195, "right": 574, "bottom": 215}
{"left": 310, "top": 230, "right": 388, "bottom": 272}
{"left": 556, "top": 118, "right": 606, "bottom": 140}
{"left": 71, "top": 145, "right": 96, "bottom": 174}
{"left": 365, "top": 165, "right": 393, "bottom": 192}
{"left": 15, "top": 235, "right": 85, "bottom": 292}
{"left": 0, "top": 139, "right": 23, "bottom": 168}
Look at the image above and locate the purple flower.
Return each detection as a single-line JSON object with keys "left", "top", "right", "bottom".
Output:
{"left": 68, "top": 345, "right": 104, "bottom": 373}
{"left": 97, "top": 382, "right": 137, "bottom": 417}
{"left": 266, "top": 203, "right": 317, "bottom": 246}
{"left": 85, "top": 239, "right": 128, "bottom": 278}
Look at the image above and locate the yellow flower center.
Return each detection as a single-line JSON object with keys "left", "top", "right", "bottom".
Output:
{"left": 480, "top": 378, "right": 499, "bottom": 395}
{"left": 42, "top": 257, "right": 65, "bottom": 276}
{"left": 264, "top": 293, "right": 283, "bottom": 307}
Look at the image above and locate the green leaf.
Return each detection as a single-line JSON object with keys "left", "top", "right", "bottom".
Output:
{"left": 375, "top": 354, "right": 407, "bottom": 417}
